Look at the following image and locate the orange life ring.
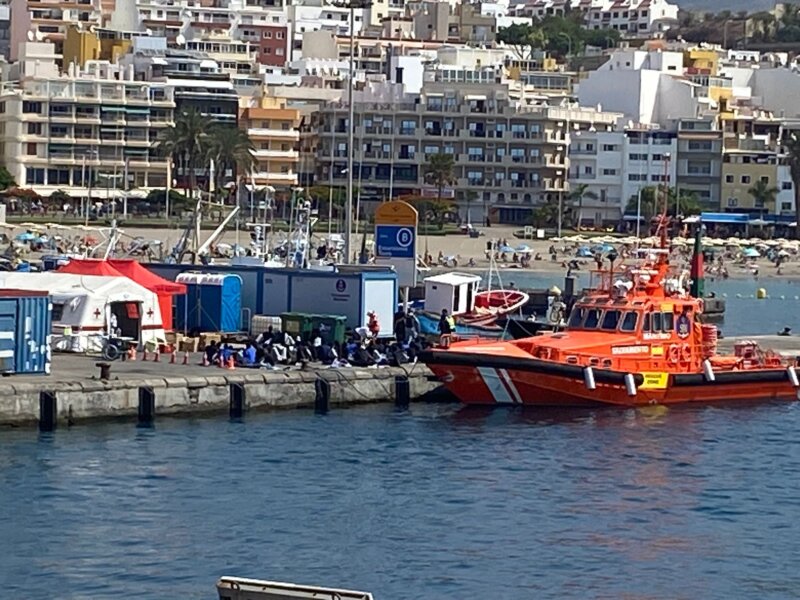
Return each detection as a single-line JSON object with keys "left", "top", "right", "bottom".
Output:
{"left": 680, "top": 343, "right": 692, "bottom": 363}
{"left": 668, "top": 344, "right": 680, "bottom": 364}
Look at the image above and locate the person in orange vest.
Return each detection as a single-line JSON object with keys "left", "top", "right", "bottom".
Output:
{"left": 367, "top": 311, "right": 380, "bottom": 338}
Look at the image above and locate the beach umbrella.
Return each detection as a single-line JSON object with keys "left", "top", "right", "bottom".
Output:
{"left": 14, "top": 232, "right": 36, "bottom": 242}
{"left": 498, "top": 245, "right": 515, "bottom": 253}
{"left": 576, "top": 246, "right": 594, "bottom": 258}
{"left": 515, "top": 244, "right": 532, "bottom": 253}
{"left": 778, "top": 249, "right": 791, "bottom": 257}
{"left": 742, "top": 248, "right": 760, "bottom": 258}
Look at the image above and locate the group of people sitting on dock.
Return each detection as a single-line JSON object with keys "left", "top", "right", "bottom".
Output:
{"left": 201, "top": 317, "right": 430, "bottom": 370}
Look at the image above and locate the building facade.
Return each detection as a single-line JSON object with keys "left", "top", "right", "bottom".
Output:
{"left": 239, "top": 94, "right": 301, "bottom": 188}
{"left": 675, "top": 118, "right": 723, "bottom": 212}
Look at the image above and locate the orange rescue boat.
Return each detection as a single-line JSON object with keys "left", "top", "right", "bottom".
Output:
{"left": 421, "top": 233, "right": 799, "bottom": 408}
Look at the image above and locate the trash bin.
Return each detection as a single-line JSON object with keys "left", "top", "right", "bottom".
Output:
{"left": 280, "top": 313, "right": 315, "bottom": 340}
{"left": 310, "top": 314, "right": 347, "bottom": 345}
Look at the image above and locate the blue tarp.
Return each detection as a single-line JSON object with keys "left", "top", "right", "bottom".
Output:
{"left": 699, "top": 212, "right": 750, "bottom": 224}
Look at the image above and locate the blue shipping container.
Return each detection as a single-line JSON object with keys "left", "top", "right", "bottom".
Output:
{"left": 0, "top": 290, "right": 52, "bottom": 375}
{"left": 174, "top": 273, "right": 242, "bottom": 333}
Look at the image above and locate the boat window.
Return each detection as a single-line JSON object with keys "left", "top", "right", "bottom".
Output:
{"left": 584, "top": 309, "right": 602, "bottom": 329}
{"left": 652, "top": 312, "right": 663, "bottom": 332}
{"left": 568, "top": 306, "right": 585, "bottom": 329}
{"left": 642, "top": 312, "right": 651, "bottom": 332}
{"left": 601, "top": 309, "right": 620, "bottom": 330}
{"left": 662, "top": 312, "right": 675, "bottom": 333}
{"left": 620, "top": 311, "right": 638, "bottom": 332}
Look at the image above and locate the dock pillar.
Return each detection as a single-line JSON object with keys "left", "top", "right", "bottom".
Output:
{"left": 395, "top": 375, "right": 410, "bottom": 408}
{"left": 39, "top": 391, "right": 57, "bottom": 432}
{"left": 229, "top": 382, "right": 246, "bottom": 419}
{"left": 138, "top": 386, "right": 155, "bottom": 426}
{"left": 314, "top": 378, "right": 330, "bottom": 414}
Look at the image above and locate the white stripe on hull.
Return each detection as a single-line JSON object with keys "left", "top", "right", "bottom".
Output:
{"left": 477, "top": 367, "right": 522, "bottom": 404}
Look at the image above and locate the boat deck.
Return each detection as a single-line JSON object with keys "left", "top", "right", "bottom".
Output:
{"left": 718, "top": 335, "right": 800, "bottom": 358}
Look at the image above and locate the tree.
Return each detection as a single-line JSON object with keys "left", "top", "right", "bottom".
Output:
{"left": 583, "top": 28, "right": 621, "bottom": 49}
{"left": 784, "top": 133, "right": 800, "bottom": 238}
{"left": 157, "top": 109, "right": 213, "bottom": 201}
{"left": 625, "top": 186, "right": 659, "bottom": 222}
{"left": 206, "top": 124, "right": 256, "bottom": 197}
{"left": 424, "top": 153, "right": 456, "bottom": 207}
{"left": 747, "top": 179, "right": 779, "bottom": 212}
{"left": 146, "top": 189, "right": 190, "bottom": 216}
{"left": 665, "top": 187, "right": 701, "bottom": 217}
{"left": 568, "top": 183, "right": 597, "bottom": 228}
{"left": 0, "top": 166, "right": 16, "bottom": 190}
{"left": 497, "top": 23, "right": 548, "bottom": 60}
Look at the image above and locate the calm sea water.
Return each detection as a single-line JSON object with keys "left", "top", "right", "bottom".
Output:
{"left": 2, "top": 278, "right": 800, "bottom": 599}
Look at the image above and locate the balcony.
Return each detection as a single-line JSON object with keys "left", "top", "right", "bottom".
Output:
{"left": 247, "top": 128, "right": 299, "bottom": 139}
{"left": 253, "top": 149, "right": 300, "bottom": 160}
{"left": 570, "top": 148, "right": 597, "bottom": 155}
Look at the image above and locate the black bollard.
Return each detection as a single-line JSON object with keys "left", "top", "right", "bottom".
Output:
{"left": 314, "top": 378, "right": 330, "bottom": 414}
{"left": 95, "top": 362, "right": 111, "bottom": 380}
{"left": 395, "top": 375, "right": 410, "bottom": 408}
{"left": 138, "top": 386, "right": 155, "bottom": 426}
{"left": 563, "top": 275, "right": 576, "bottom": 300}
{"left": 229, "top": 382, "right": 245, "bottom": 419}
{"left": 39, "top": 391, "right": 57, "bottom": 432}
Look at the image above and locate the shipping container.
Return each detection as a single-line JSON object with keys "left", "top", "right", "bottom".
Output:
{"left": 0, "top": 289, "right": 51, "bottom": 375}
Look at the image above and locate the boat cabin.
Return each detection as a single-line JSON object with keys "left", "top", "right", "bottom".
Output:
{"left": 423, "top": 272, "right": 481, "bottom": 316}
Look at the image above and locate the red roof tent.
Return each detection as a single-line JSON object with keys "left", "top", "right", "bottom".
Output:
{"left": 57, "top": 259, "right": 186, "bottom": 331}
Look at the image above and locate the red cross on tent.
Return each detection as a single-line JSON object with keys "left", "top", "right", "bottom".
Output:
{"left": 147, "top": 308, "right": 154, "bottom": 318}
{"left": 94, "top": 308, "right": 102, "bottom": 319}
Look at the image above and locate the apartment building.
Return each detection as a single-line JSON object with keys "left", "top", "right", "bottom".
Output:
{"left": 0, "top": 43, "right": 173, "bottom": 199}
{"left": 239, "top": 93, "right": 300, "bottom": 188}
{"left": 720, "top": 112, "right": 783, "bottom": 214}
{"left": 516, "top": 0, "right": 678, "bottom": 36}
{"left": 675, "top": 118, "right": 723, "bottom": 211}
{"left": 569, "top": 128, "right": 678, "bottom": 225}
{"left": 9, "top": 0, "right": 106, "bottom": 61}
{"left": 315, "top": 76, "right": 619, "bottom": 224}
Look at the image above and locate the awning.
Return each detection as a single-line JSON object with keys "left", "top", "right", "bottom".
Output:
{"left": 125, "top": 107, "right": 150, "bottom": 114}
{"left": 464, "top": 94, "right": 487, "bottom": 101}
{"left": 101, "top": 106, "right": 125, "bottom": 112}
{"left": 699, "top": 212, "right": 749, "bottom": 224}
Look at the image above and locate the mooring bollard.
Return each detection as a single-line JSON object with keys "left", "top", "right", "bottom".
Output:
{"left": 39, "top": 390, "right": 57, "bottom": 432}
{"left": 138, "top": 386, "right": 155, "bottom": 425}
{"left": 229, "top": 382, "right": 245, "bottom": 419}
{"left": 315, "top": 378, "right": 330, "bottom": 414}
{"left": 95, "top": 362, "right": 111, "bottom": 381}
{"left": 395, "top": 375, "right": 410, "bottom": 407}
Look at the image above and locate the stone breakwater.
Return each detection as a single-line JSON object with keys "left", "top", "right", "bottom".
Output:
{"left": 0, "top": 365, "right": 439, "bottom": 427}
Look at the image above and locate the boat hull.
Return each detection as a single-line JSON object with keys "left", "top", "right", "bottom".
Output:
{"left": 422, "top": 352, "right": 799, "bottom": 407}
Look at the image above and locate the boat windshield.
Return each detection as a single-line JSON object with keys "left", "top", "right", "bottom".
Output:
{"left": 584, "top": 308, "right": 602, "bottom": 329}
{"left": 601, "top": 310, "right": 620, "bottom": 330}
{"left": 568, "top": 306, "right": 586, "bottom": 329}
{"left": 620, "top": 311, "right": 639, "bottom": 332}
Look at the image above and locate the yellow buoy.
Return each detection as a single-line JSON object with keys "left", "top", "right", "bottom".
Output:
{"left": 756, "top": 288, "right": 767, "bottom": 299}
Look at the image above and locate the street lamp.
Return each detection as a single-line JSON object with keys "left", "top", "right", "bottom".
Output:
{"left": 333, "top": 0, "right": 372, "bottom": 264}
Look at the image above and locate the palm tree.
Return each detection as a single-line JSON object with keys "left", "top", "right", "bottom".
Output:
{"left": 206, "top": 125, "right": 256, "bottom": 198}
{"left": 568, "top": 183, "right": 597, "bottom": 229}
{"left": 747, "top": 179, "right": 779, "bottom": 213}
{"left": 784, "top": 133, "right": 800, "bottom": 238}
{"left": 665, "top": 187, "right": 700, "bottom": 217}
{"left": 157, "top": 109, "right": 213, "bottom": 203}
{"left": 424, "top": 153, "right": 456, "bottom": 205}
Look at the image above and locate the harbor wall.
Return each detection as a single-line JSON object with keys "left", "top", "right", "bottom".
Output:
{"left": 0, "top": 366, "right": 439, "bottom": 427}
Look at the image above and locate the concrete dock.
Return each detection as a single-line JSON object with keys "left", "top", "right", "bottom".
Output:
{"left": 0, "top": 353, "right": 439, "bottom": 427}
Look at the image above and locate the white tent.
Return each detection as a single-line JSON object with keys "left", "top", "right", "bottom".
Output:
{"left": 0, "top": 273, "right": 165, "bottom": 352}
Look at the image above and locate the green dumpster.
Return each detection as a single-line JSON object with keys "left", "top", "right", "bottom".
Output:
{"left": 310, "top": 314, "right": 347, "bottom": 346}
{"left": 280, "top": 313, "right": 315, "bottom": 340}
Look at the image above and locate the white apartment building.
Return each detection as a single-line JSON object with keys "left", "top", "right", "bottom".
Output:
{"left": 569, "top": 127, "right": 677, "bottom": 225}
{"left": 288, "top": 2, "right": 365, "bottom": 62}
{"left": 0, "top": 43, "right": 174, "bottom": 199}
{"left": 513, "top": 0, "right": 677, "bottom": 36}
{"left": 578, "top": 49, "right": 703, "bottom": 127}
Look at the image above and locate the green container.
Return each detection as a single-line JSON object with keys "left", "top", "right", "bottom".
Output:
{"left": 280, "top": 313, "right": 347, "bottom": 345}
{"left": 310, "top": 314, "right": 347, "bottom": 346}
{"left": 280, "top": 312, "right": 315, "bottom": 340}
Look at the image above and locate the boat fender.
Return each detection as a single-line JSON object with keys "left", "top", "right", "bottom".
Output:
{"left": 584, "top": 366, "right": 596, "bottom": 390}
{"left": 702, "top": 359, "right": 716, "bottom": 382}
{"left": 624, "top": 373, "right": 637, "bottom": 397}
{"left": 789, "top": 366, "right": 800, "bottom": 388}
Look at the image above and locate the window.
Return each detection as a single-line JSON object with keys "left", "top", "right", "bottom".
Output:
{"left": 23, "top": 101, "right": 41, "bottom": 114}
{"left": 27, "top": 123, "right": 42, "bottom": 135}
{"left": 602, "top": 144, "right": 617, "bottom": 151}
{"left": 782, "top": 181, "right": 792, "bottom": 190}
{"left": 276, "top": 48, "right": 284, "bottom": 56}
{"left": 263, "top": 31, "right": 272, "bottom": 39}
{"left": 276, "top": 30, "right": 284, "bottom": 39}
{"left": 782, "top": 201, "right": 793, "bottom": 211}
{"left": 568, "top": 306, "right": 586, "bottom": 328}
{"left": 727, "top": 197, "right": 738, "bottom": 208}
{"left": 602, "top": 168, "right": 616, "bottom": 176}
{"left": 620, "top": 311, "right": 638, "bottom": 332}
{"left": 263, "top": 48, "right": 272, "bottom": 55}
{"left": 741, "top": 175, "right": 751, "bottom": 184}
{"left": 725, "top": 174, "right": 733, "bottom": 183}
{"left": 651, "top": 153, "right": 665, "bottom": 161}
{"left": 628, "top": 173, "right": 646, "bottom": 181}
{"left": 601, "top": 310, "right": 621, "bottom": 330}
{"left": 51, "top": 303, "right": 64, "bottom": 320}
{"left": 628, "top": 153, "right": 647, "bottom": 161}
{"left": 761, "top": 176, "right": 769, "bottom": 184}
{"left": 584, "top": 166, "right": 594, "bottom": 174}
{"left": 584, "top": 309, "right": 601, "bottom": 329}
{"left": 586, "top": 143, "right": 594, "bottom": 151}
{"left": 662, "top": 312, "right": 674, "bottom": 333}
{"left": 643, "top": 312, "right": 651, "bottom": 332}
{"left": 26, "top": 142, "right": 36, "bottom": 155}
